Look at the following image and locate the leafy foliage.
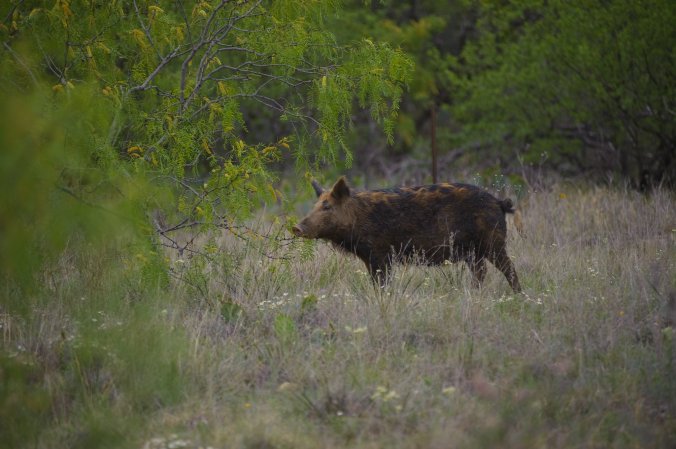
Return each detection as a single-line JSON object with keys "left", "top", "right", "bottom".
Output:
{"left": 450, "top": 0, "right": 676, "bottom": 185}
{"left": 324, "top": 0, "right": 465, "bottom": 180}
{"left": 0, "top": 0, "right": 412, "bottom": 287}
{"left": 320, "top": 0, "right": 675, "bottom": 187}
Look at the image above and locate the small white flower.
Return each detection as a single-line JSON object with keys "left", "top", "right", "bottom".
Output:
{"left": 442, "top": 386, "right": 456, "bottom": 395}
{"left": 383, "top": 390, "right": 399, "bottom": 401}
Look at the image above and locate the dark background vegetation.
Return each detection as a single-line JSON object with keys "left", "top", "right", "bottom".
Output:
{"left": 335, "top": 0, "right": 675, "bottom": 189}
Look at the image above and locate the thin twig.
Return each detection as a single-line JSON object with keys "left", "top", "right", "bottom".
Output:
{"left": 3, "top": 42, "right": 38, "bottom": 87}
{"left": 2, "top": 0, "right": 24, "bottom": 25}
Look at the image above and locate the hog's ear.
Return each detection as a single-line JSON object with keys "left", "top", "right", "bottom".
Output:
{"left": 330, "top": 176, "right": 350, "bottom": 201}
{"left": 311, "top": 179, "right": 324, "bottom": 197}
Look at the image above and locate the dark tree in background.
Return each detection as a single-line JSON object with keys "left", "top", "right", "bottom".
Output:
{"left": 333, "top": 0, "right": 675, "bottom": 188}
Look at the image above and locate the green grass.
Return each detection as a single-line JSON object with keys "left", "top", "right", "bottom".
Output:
{"left": 2, "top": 187, "right": 675, "bottom": 449}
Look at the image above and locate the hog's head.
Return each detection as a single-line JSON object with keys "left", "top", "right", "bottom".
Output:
{"left": 292, "top": 177, "right": 354, "bottom": 239}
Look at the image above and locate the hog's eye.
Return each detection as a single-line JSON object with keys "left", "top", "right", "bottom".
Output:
{"left": 322, "top": 201, "right": 331, "bottom": 211}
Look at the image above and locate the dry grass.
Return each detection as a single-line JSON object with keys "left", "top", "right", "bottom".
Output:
{"left": 2, "top": 186, "right": 675, "bottom": 448}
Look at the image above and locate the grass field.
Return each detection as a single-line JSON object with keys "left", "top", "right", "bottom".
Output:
{"left": 2, "top": 186, "right": 675, "bottom": 449}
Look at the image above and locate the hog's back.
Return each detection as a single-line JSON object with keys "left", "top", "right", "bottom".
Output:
{"left": 359, "top": 184, "right": 507, "bottom": 263}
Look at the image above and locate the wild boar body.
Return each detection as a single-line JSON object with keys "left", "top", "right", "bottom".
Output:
{"left": 293, "top": 177, "right": 521, "bottom": 292}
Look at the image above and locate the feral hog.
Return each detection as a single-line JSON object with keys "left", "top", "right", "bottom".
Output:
{"left": 292, "top": 177, "right": 522, "bottom": 292}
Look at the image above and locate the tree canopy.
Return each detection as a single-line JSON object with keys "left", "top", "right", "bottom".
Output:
{"left": 450, "top": 0, "right": 675, "bottom": 186}
{"left": 1, "top": 0, "right": 413, "bottom": 289}
{"left": 321, "top": 0, "right": 675, "bottom": 187}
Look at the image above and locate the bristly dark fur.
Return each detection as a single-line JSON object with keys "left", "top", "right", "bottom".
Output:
{"left": 499, "top": 198, "right": 515, "bottom": 214}
{"left": 294, "top": 178, "right": 522, "bottom": 292}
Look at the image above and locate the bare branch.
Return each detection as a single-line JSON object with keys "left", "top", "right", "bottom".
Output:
{"left": 2, "top": 0, "right": 24, "bottom": 25}
{"left": 3, "top": 42, "right": 38, "bottom": 87}
{"left": 133, "top": 0, "right": 162, "bottom": 60}
{"left": 130, "top": 47, "right": 186, "bottom": 92}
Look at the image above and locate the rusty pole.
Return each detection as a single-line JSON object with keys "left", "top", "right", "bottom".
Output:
{"left": 431, "top": 103, "right": 438, "bottom": 184}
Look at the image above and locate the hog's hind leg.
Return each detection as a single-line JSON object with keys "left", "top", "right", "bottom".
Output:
{"left": 487, "top": 247, "right": 522, "bottom": 293}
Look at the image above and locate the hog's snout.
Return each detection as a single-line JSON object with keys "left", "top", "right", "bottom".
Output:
{"left": 291, "top": 224, "right": 305, "bottom": 237}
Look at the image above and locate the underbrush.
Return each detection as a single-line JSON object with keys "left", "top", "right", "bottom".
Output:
{"left": 2, "top": 187, "right": 675, "bottom": 449}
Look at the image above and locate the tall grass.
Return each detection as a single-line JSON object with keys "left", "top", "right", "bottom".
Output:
{"left": 2, "top": 187, "right": 675, "bottom": 449}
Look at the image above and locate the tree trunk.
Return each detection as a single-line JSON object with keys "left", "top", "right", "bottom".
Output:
{"left": 431, "top": 103, "right": 438, "bottom": 184}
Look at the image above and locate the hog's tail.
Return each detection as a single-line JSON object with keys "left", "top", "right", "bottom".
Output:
{"left": 499, "top": 198, "right": 516, "bottom": 214}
